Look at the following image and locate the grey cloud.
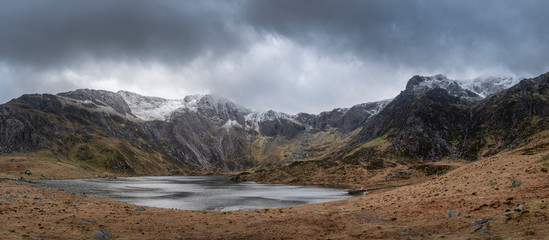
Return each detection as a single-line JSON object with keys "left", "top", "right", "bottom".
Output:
{"left": 0, "top": 0, "right": 247, "bottom": 68}
{"left": 1, "top": 0, "right": 548, "bottom": 113}
{"left": 244, "top": 0, "right": 549, "bottom": 75}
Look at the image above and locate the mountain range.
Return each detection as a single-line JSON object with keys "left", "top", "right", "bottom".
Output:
{"left": 3, "top": 72, "right": 548, "bottom": 177}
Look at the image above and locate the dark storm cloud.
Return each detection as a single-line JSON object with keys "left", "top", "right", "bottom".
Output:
{"left": 0, "top": 0, "right": 246, "bottom": 68}
{"left": 1, "top": 0, "right": 549, "bottom": 113}
{"left": 244, "top": 0, "right": 549, "bottom": 75}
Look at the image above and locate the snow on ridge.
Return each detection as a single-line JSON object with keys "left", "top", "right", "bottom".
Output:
{"left": 407, "top": 74, "right": 519, "bottom": 99}
{"left": 458, "top": 76, "right": 520, "bottom": 98}
{"left": 244, "top": 110, "right": 305, "bottom": 132}
{"left": 364, "top": 99, "right": 392, "bottom": 116}
{"left": 118, "top": 91, "right": 187, "bottom": 121}
{"left": 409, "top": 74, "right": 454, "bottom": 92}
{"left": 119, "top": 91, "right": 252, "bottom": 121}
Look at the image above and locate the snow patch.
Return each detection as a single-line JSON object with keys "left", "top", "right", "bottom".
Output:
{"left": 222, "top": 119, "right": 242, "bottom": 130}
{"left": 458, "top": 76, "right": 520, "bottom": 98}
{"left": 365, "top": 99, "right": 392, "bottom": 116}
{"left": 118, "top": 91, "right": 187, "bottom": 121}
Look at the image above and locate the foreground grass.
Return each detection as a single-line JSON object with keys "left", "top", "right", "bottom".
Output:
{"left": 1, "top": 146, "right": 548, "bottom": 239}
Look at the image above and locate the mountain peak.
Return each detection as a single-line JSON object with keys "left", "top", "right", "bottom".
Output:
{"left": 405, "top": 74, "right": 449, "bottom": 91}
{"left": 405, "top": 74, "right": 481, "bottom": 100}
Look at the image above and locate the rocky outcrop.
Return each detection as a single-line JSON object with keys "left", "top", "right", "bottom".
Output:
{"left": 0, "top": 96, "right": 62, "bottom": 154}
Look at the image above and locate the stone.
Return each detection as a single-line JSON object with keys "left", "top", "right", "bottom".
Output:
{"left": 135, "top": 207, "right": 146, "bottom": 211}
{"left": 448, "top": 210, "right": 459, "bottom": 218}
{"left": 25, "top": 170, "right": 31, "bottom": 175}
{"left": 502, "top": 211, "right": 515, "bottom": 217}
{"left": 474, "top": 226, "right": 488, "bottom": 233}
{"left": 312, "top": 211, "right": 328, "bottom": 215}
{"left": 470, "top": 217, "right": 495, "bottom": 226}
{"left": 515, "top": 204, "right": 524, "bottom": 212}
{"left": 92, "top": 229, "right": 111, "bottom": 239}
{"left": 511, "top": 180, "right": 521, "bottom": 188}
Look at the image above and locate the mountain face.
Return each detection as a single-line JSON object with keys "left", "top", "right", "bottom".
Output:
{"left": 464, "top": 73, "right": 549, "bottom": 158}
{"left": 351, "top": 80, "right": 473, "bottom": 160}
{"left": 0, "top": 87, "right": 390, "bottom": 173}
{"left": 0, "top": 72, "right": 537, "bottom": 175}
{"left": 346, "top": 73, "right": 543, "bottom": 162}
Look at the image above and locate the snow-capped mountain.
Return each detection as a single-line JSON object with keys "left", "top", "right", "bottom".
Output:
{"left": 459, "top": 76, "right": 520, "bottom": 98}
{"left": 405, "top": 74, "right": 480, "bottom": 99}
{"left": 118, "top": 91, "right": 252, "bottom": 122}
{"left": 405, "top": 74, "right": 519, "bottom": 99}
{"left": 57, "top": 74, "right": 519, "bottom": 133}
{"left": 117, "top": 90, "right": 389, "bottom": 135}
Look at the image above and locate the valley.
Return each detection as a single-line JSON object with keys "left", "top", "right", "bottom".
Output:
{"left": 1, "top": 73, "right": 548, "bottom": 239}
{"left": 1, "top": 140, "right": 547, "bottom": 239}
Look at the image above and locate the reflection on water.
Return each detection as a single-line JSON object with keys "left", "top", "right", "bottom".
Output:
{"left": 35, "top": 176, "right": 351, "bottom": 211}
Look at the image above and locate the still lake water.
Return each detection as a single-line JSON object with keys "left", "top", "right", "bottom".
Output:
{"left": 35, "top": 176, "right": 352, "bottom": 211}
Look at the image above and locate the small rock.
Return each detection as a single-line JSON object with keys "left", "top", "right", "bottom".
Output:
{"left": 502, "top": 211, "right": 515, "bottom": 217}
{"left": 474, "top": 226, "right": 488, "bottom": 233}
{"left": 448, "top": 210, "right": 459, "bottom": 218}
{"left": 470, "top": 217, "right": 495, "bottom": 226}
{"left": 511, "top": 180, "right": 521, "bottom": 188}
{"left": 135, "top": 207, "right": 146, "bottom": 211}
{"left": 438, "top": 215, "right": 445, "bottom": 219}
{"left": 515, "top": 204, "right": 524, "bottom": 212}
{"left": 92, "top": 229, "right": 111, "bottom": 239}
{"left": 312, "top": 211, "right": 328, "bottom": 215}
{"left": 25, "top": 170, "right": 32, "bottom": 175}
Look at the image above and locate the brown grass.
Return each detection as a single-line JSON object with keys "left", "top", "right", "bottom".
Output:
{"left": 1, "top": 144, "right": 548, "bottom": 239}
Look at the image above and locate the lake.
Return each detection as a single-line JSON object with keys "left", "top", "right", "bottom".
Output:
{"left": 35, "top": 176, "right": 352, "bottom": 211}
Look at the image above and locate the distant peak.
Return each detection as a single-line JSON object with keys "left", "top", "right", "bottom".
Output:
{"left": 406, "top": 74, "right": 451, "bottom": 90}
{"left": 405, "top": 74, "right": 450, "bottom": 91}
{"left": 404, "top": 74, "right": 481, "bottom": 100}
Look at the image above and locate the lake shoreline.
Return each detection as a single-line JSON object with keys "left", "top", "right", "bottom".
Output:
{"left": 32, "top": 176, "right": 352, "bottom": 211}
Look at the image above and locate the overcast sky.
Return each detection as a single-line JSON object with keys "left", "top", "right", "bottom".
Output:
{"left": 1, "top": 0, "right": 548, "bottom": 114}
